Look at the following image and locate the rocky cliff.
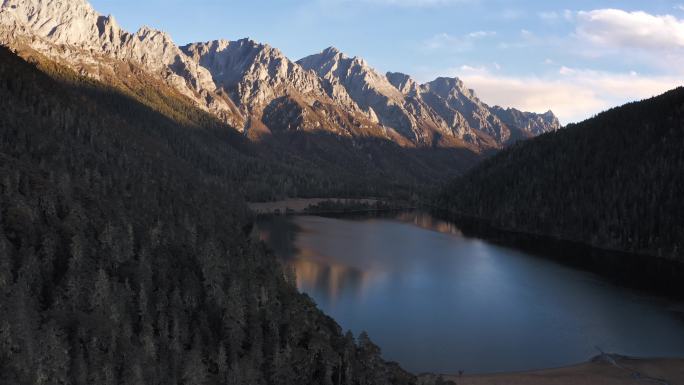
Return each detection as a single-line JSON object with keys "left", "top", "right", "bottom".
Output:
{"left": 0, "top": 0, "right": 559, "bottom": 151}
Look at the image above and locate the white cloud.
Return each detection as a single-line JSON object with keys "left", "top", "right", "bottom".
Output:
{"left": 468, "top": 30, "right": 496, "bottom": 38}
{"left": 424, "top": 30, "right": 496, "bottom": 51}
{"left": 417, "top": 7, "right": 684, "bottom": 124}
{"left": 459, "top": 64, "right": 487, "bottom": 73}
{"left": 497, "top": 9, "right": 684, "bottom": 74}
{"left": 576, "top": 9, "right": 684, "bottom": 50}
{"left": 432, "top": 67, "right": 682, "bottom": 124}
{"left": 676, "top": 4, "right": 684, "bottom": 12}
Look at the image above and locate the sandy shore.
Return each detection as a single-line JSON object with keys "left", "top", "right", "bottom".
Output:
{"left": 426, "top": 355, "right": 684, "bottom": 385}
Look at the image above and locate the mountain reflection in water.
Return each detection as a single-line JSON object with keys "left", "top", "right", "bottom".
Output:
{"left": 256, "top": 212, "right": 461, "bottom": 304}
{"left": 255, "top": 211, "right": 684, "bottom": 374}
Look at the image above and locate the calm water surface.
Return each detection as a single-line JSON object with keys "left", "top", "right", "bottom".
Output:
{"left": 256, "top": 212, "right": 684, "bottom": 374}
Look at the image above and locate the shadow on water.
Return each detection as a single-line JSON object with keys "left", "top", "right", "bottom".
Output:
{"left": 282, "top": 210, "right": 684, "bottom": 299}
{"left": 258, "top": 209, "right": 684, "bottom": 302}
{"left": 299, "top": 209, "right": 684, "bottom": 300}
{"left": 423, "top": 210, "right": 684, "bottom": 300}
{"left": 255, "top": 210, "right": 684, "bottom": 374}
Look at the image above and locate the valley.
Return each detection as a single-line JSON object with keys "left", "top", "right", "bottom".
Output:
{"left": 0, "top": 0, "right": 682, "bottom": 384}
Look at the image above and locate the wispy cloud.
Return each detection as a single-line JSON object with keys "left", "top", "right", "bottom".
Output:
{"left": 467, "top": 30, "right": 496, "bottom": 38}
{"left": 424, "top": 30, "right": 496, "bottom": 51}
{"left": 496, "top": 28, "right": 554, "bottom": 49}
{"left": 538, "top": 10, "right": 573, "bottom": 22}
{"left": 417, "top": 7, "right": 684, "bottom": 123}
{"left": 417, "top": 63, "right": 681, "bottom": 123}
{"left": 453, "top": 67, "right": 681, "bottom": 123}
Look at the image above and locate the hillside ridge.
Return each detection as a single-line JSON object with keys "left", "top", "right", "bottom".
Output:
{"left": 0, "top": 0, "right": 559, "bottom": 150}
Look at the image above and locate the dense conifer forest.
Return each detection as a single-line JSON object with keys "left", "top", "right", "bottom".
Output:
{"left": 438, "top": 88, "right": 684, "bottom": 262}
{"left": 0, "top": 46, "right": 424, "bottom": 384}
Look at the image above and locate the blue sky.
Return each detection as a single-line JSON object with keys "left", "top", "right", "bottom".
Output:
{"left": 89, "top": 0, "right": 684, "bottom": 123}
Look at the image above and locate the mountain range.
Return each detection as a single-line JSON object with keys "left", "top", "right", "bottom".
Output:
{"left": 0, "top": 41, "right": 429, "bottom": 385}
{"left": 1, "top": 1, "right": 683, "bottom": 384}
{"left": 0, "top": 0, "right": 559, "bottom": 152}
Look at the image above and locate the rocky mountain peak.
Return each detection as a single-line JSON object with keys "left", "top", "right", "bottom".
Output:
{"left": 419, "top": 77, "right": 510, "bottom": 142}
{"left": 1, "top": 0, "right": 561, "bottom": 148}
{"left": 298, "top": 48, "right": 422, "bottom": 138}
{"left": 0, "top": 0, "right": 244, "bottom": 127}
{"left": 386, "top": 72, "right": 419, "bottom": 96}
{"left": 491, "top": 106, "right": 560, "bottom": 136}
{"left": 181, "top": 38, "right": 328, "bottom": 114}
{"left": 321, "top": 46, "right": 341, "bottom": 56}
{"left": 425, "top": 77, "right": 476, "bottom": 99}
{"left": 542, "top": 110, "right": 557, "bottom": 119}
{"left": 300, "top": 48, "right": 405, "bottom": 102}
{"left": 97, "top": 14, "right": 121, "bottom": 39}
{"left": 135, "top": 25, "right": 172, "bottom": 40}
{"left": 1, "top": 0, "right": 103, "bottom": 46}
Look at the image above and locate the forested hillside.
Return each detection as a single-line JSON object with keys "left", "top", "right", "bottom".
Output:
{"left": 0, "top": 46, "right": 418, "bottom": 384}
{"left": 438, "top": 88, "right": 684, "bottom": 261}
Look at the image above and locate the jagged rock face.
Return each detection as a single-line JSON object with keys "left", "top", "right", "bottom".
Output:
{"left": 419, "top": 77, "right": 511, "bottom": 143}
{"left": 182, "top": 40, "right": 327, "bottom": 110}
{"left": 491, "top": 106, "right": 560, "bottom": 136}
{"left": 0, "top": 0, "right": 559, "bottom": 150}
{"left": 297, "top": 47, "right": 557, "bottom": 148}
{"left": 386, "top": 71, "right": 484, "bottom": 146}
{"left": 0, "top": 0, "right": 104, "bottom": 47}
{"left": 180, "top": 40, "right": 388, "bottom": 137}
{"left": 386, "top": 72, "right": 419, "bottom": 96}
{"left": 260, "top": 95, "right": 376, "bottom": 138}
{"left": 298, "top": 48, "right": 429, "bottom": 141}
{"left": 0, "top": 0, "right": 243, "bottom": 126}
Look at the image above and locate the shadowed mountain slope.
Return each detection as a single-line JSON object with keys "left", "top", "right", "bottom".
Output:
{"left": 0, "top": 44, "right": 424, "bottom": 385}
{"left": 0, "top": 0, "right": 558, "bottom": 154}
{"left": 438, "top": 87, "right": 684, "bottom": 261}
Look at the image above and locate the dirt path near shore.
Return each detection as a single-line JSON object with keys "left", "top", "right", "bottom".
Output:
{"left": 438, "top": 357, "right": 684, "bottom": 385}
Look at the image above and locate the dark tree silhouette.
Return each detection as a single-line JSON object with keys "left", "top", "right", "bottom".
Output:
{"left": 438, "top": 87, "right": 684, "bottom": 262}
{"left": 0, "top": 46, "right": 418, "bottom": 385}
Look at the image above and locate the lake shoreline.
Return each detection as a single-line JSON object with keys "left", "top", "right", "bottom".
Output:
{"left": 248, "top": 197, "right": 414, "bottom": 216}
{"left": 420, "top": 354, "right": 684, "bottom": 385}
{"left": 256, "top": 204, "right": 684, "bottom": 299}
{"left": 257, "top": 212, "right": 684, "bottom": 375}
{"left": 428, "top": 208, "right": 684, "bottom": 300}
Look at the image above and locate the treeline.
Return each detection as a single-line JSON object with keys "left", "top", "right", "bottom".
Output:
{"left": 0, "top": 46, "right": 418, "bottom": 384}
{"left": 437, "top": 87, "right": 684, "bottom": 261}
{"left": 303, "top": 200, "right": 411, "bottom": 214}
{"left": 9, "top": 51, "right": 476, "bottom": 205}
